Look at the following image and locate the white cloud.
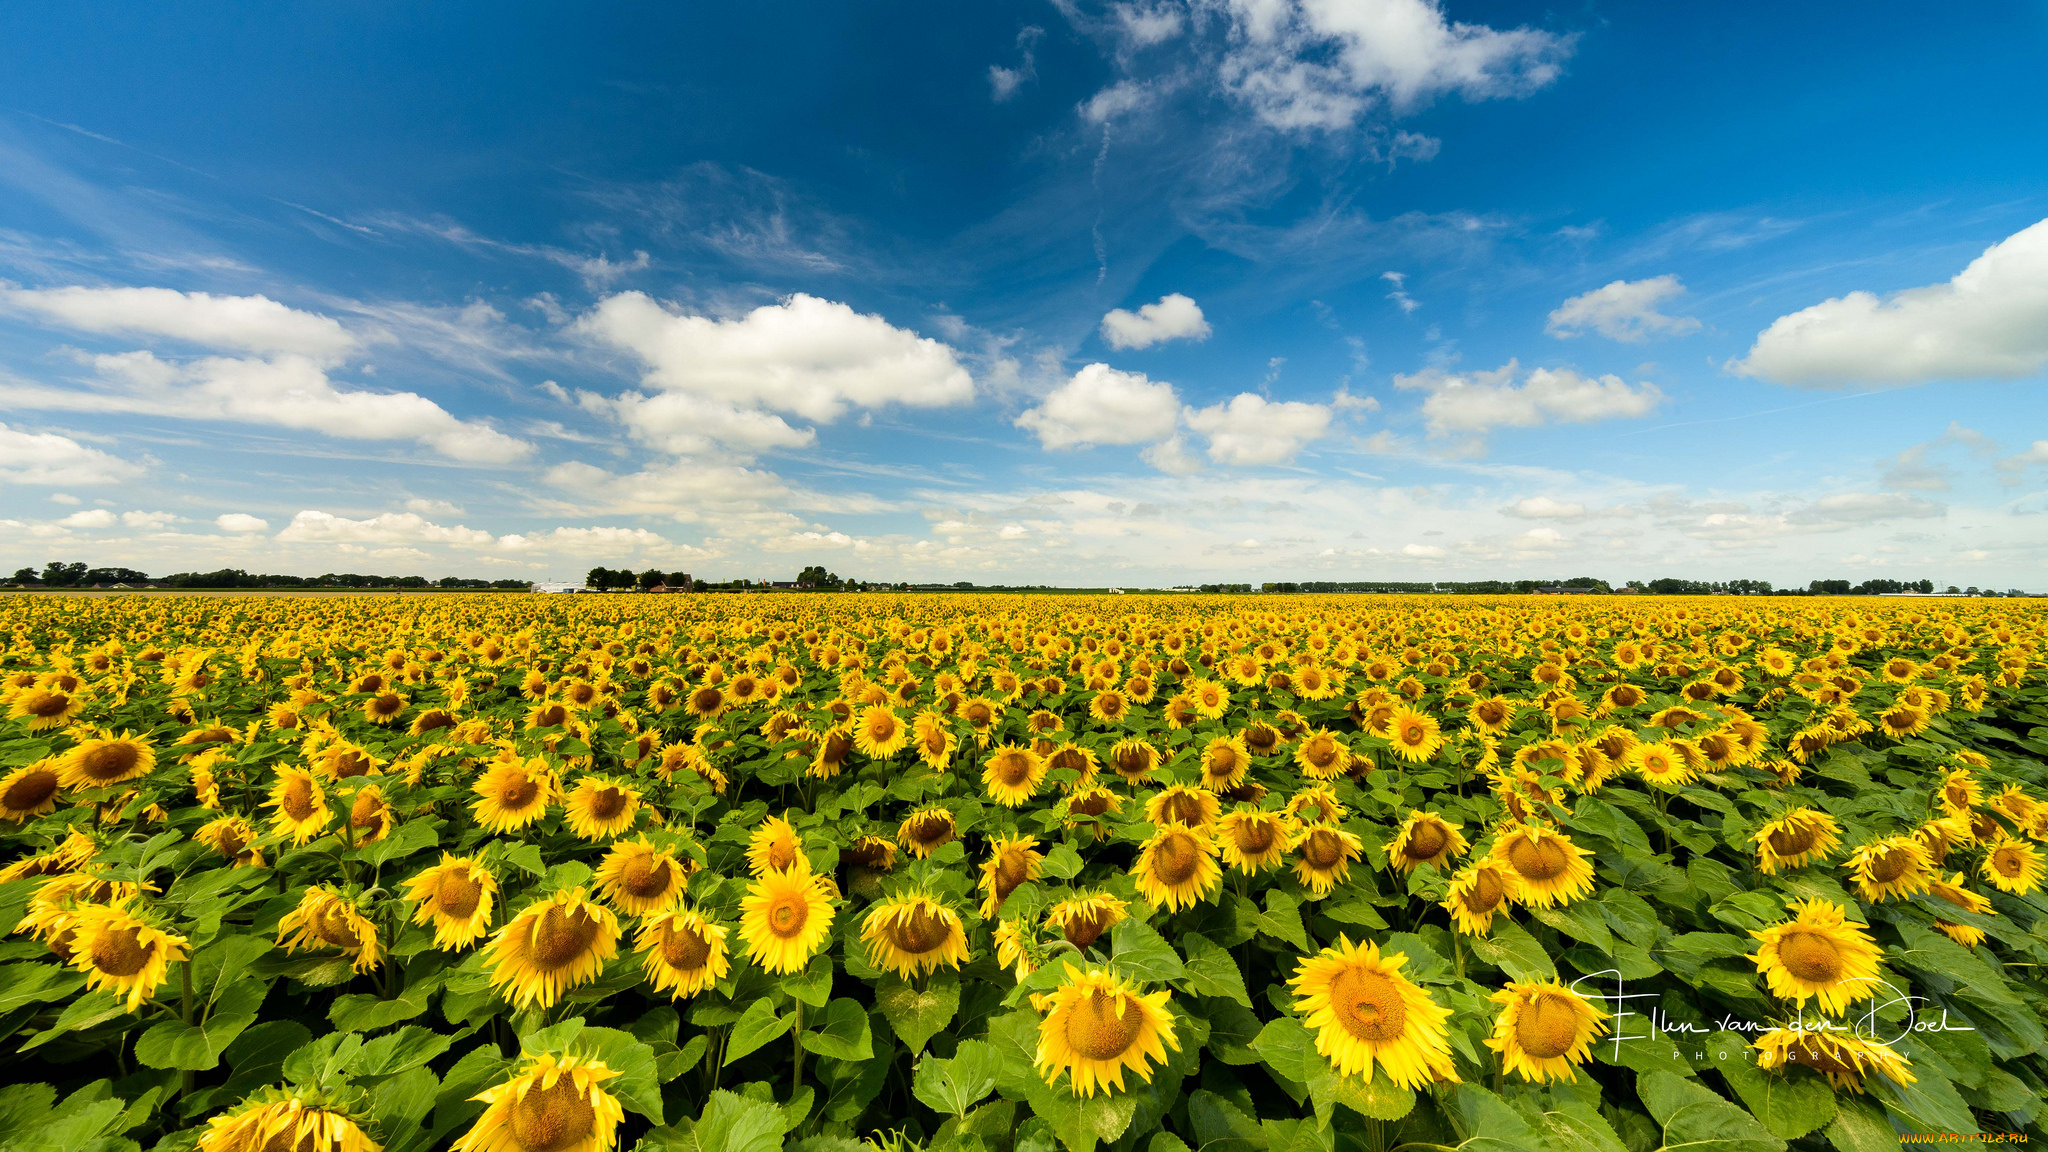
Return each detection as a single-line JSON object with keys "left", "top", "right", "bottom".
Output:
{"left": 1141, "top": 436, "right": 1205, "bottom": 475}
{"left": 1213, "top": 0, "right": 1574, "bottom": 131}
{"left": 276, "top": 510, "right": 496, "bottom": 548}
{"left": 58, "top": 508, "right": 116, "bottom": 528}
{"left": 49, "top": 493, "right": 80, "bottom": 505}
{"left": 1015, "top": 363, "right": 1181, "bottom": 449}
{"left": 1393, "top": 360, "right": 1663, "bottom": 441}
{"left": 120, "top": 510, "right": 178, "bottom": 530}
{"left": 1401, "top": 542, "right": 1445, "bottom": 558}
{"left": 1, "top": 285, "right": 357, "bottom": 358}
{"left": 1784, "top": 493, "right": 1945, "bottom": 525}
{"left": 1381, "top": 271, "right": 1418, "bottom": 314}
{"left": 216, "top": 513, "right": 269, "bottom": 533}
{"left": 1546, "top": 275, "right": 1701, "bottom": 342}
{"left": 1183, "top": 393, "right": 1332, "bottom": 465}
{"left": 402, "top": 498, "right": 463, "bottom": 517}
{"left": 1734, "top": 218, "right": 2048, "bottom": 386}
{"left": 585, "top": 389, "right": 813, "bottom": 455}
{"left": 0, "top": 422, "right": 141, "bottom": 485}
{"left": 1501, "top": 496, "right": 1586, "bottom": 520}
{"left": 1099, "top": 293, "right": 1211, "bottom": 350}
{"left": 496, "top": 526, "right": 710, "bottom": 561}
{"left": 989, "top": 26, "right": 1043, "bottom": 101}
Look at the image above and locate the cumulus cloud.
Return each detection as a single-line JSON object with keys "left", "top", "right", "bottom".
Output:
{"left": 583, "top": 390, "right": 813, "bottom": 455}
{"left": 0, "top": 285, "right": 358, "bottom": 358}
{"left": 1501, "top": 496, "right": 1586, "bottom": 520}
{"left": 496, "top": 526, "right": 710, "bottom": 561}
{"left": 1099, "top": 293, "right": 1211, "bottom": 350}
{"left": 1141, "top": 436, "right": 1205, "bottom": 475}
{"left": 0, "top": 422, "right": 141, "bottom": 485}
{"left": 276, "top": 510, "right": 496, "bottom": 548}
{"left": 1784, "top": 492, "right": 1945, "bottom": 525}
{"left": 1546, "top": 275, "right": 1701, "bottom": 342}
{"left": 1015, "top": 363, "right": 1181, "bottom": 449}
{"left": 1392, "top": 360, "right": 1663, "bottom": 441}
{"left": 58, "top": 508, "right": 117, "bottom": 529}
{"left": 216, "top": 513, "right": 269, "bottom": 533}
{"left": 1183, "top": 393, "right": 1332, "bottom": 465}
{"left": 1734, "top": 217, "right": 2048, "bottom": 386}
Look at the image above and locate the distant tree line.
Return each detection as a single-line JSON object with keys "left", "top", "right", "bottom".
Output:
{"left": 8, "top": 561, "right": 529, "bottom": 590}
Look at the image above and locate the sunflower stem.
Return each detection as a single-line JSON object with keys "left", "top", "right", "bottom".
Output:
{"left": 791, "top": 1000, "right": 805, "bottom": 1097}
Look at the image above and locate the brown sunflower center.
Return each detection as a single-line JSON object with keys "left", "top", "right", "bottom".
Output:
{"left": 1066, "top": 989, "right": 1143, "bottom": 1060}
{"left": 214, "top": 826, "right": 249, "bottom": 858}
{"left": 1466, "top": 869, "right": 1506, "bottom": 914}
{"left": 1994, "top": 849, "right": 2024, "bottom": 877}
{"left": 24, "top": 692, "right": 70, "bottom": 718}
{"left": 1161, "top": 793, "right": 1208, "bottom": 825}
{"left": 1777, "top": 929, "right": 1846, "bottom": 983}
{"left": 435, "top": 869, "right": 484, "bottom": 918}
{"left": 417, "top": 710, "right": 456, "bottom": 731}
{"left": 765, "top": 841, "right": 800, "bottom": 871}
{"left": 330, "top": 752, "right": 372, "bottom": 779}
{"left": 1244, "top": 728, "right": 1278, "bottom": 754}
{"left": 280, "top": 775, "right": 318, "bottom": 820}
{"left": 89, "top": 924, "right": 152, "bottom": 977}
{"left": 530, "top": 905, "right": 602, "bottom": 969}
{"left": 885, "top": 906, "right": 953, "bottom": 954}
{"left": 79, "top": 743, "right": 144, "bottom": 782}
{"left": 1506, "top": 835, "right": 1569, "bottom": 881}
{"left": 993, "top": 850, "right": 1033, "bottom": 897}
{"left": 660, "top": 922, "right": 713, "bottom": 970}
{"left": 1399, "top": 722, "right": 1428, "bottom": 746}
{"left": 1403, "top": 822, "right": 1448, "bottom": 860}
{"left": 371, "top": 694, "right": 404, "bottom": 717}
{"left": 1329, "top": 965, "right": 1408, "bottom": 1044}
{"left": 993, "top": 752, "right": 1034, "bottom": 786}
{"left": 1061, "top": 908, "right": 1114, "bottom": 949}
{"left": 910, "top": 815, "right": 953, "bottom": 845}
{"left": 621, "top": 855, "right": 676, "bottom": 898}
{"left": 501, "top": 775, "right": 541, "bottom": 809}
{"left": 3, "top": 769, "right": 59, "bottom": 810}
{"left": 1070, "top": 793, "right": 1112, "bottom": 817}
{"left": 1867, "top": 848, "right": 1912, "bottom": 883}
{"left": 1768, "top": 823, "right": 1819, "bottom": 857}
{"left": 313, "top": 905, "right": 363, "bottom": 949}
{"left": 587, "top": 788, "right": 629, "bottom": 820}
{"left": 1302, "top": 829, "right": 1347, "bottom": 870}
{"left": 509, "top": 1075, "right": 598, "bottom": 1152}
{"left": 1150, "top": 832, "right": 1202, "bottom": 886}
{"left": 1514, "top": 994, "right": 1581, "bottom": 1059}
{"left": 1234, "top": 819, "right": 1277, "bottom": 855}
{"left": 768, "top": 893, "right": 811, "bottom": 939}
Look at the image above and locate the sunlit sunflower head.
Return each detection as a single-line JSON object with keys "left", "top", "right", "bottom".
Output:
{"left": 1285, "top": 784, "right": 1347, "bottom": 826}
{"left": 1033, "top": 963, "right": 1180, "bottom": 1097}
{"left": 470, "top": 757, "right": 557, "bottom": 834}
{"left": 1383, "top": 706, "right": 1444, "bottom": 765}
{"left": 1752, "top": 1027, "right": 1915, "bottom": 1094}
{"left": 278, "top": 886, "right": 382, "bottom": 974}
{"left": 739, "top": 862, "right": 836, "bottom": 974}
{"left": 1291, "top": 728, "right": 1352, "bottom": 780}
{"left": 1292, "top": 825, "right": 1365, "bottom": 896}
{"left": 344, "top": 783, "right": 395, "bottom": 847}
{"left": 1046, "top": 893, "right": 1127, "bottom": 949}
{"left": 452, "top": 1051, "right": 625, "bottom": 1152}
{"left": 1485, "top": 980, "right": 1610, "bottom": 1083}
{"left": 745, "top": 815, "right": 807, "bottom": 876}
{"left": 1442, "top": 861, "right": 1513, "bottom": 936}
{"left": 1289, "top": 936, "right": 1458, "bottom": 1089}
{"left": 56, "top": 732, "right": 156, "bottom": 790}
{"left": 981, "top": 744, "right": 1049, "bottom": 808}
{"left": 978, "top": 833, "right": 1044, "bottom": 918}
{"left": 851, "top": 703, "right": 910, "bottom": 760}
{"left": 1749, "top": 898, "right": 1884, "bottom": 1015}
{"left": 898, "top": 806, "right": 958, "bottom": 858}
{"left": 1088, "top": 689, "right": 1130, "bottom": 726}
{"left": 993, "top": 919, "right": 1036, "bottom": 979}
{"left": 1197, "top": 737, "right": 1251, "bottom": 792}
{"left": 10, "top": 686, "right": 84, "bottom": 731}
{"left": 1937, "top": 767, "right": 1983, "bottom": 817}
{"left": 1751, "top": 808, "right": 1843, "bottom": 874}
{"left": 562, "top": 775, "right": 641, "bottom": 842}
{"left": 1489, "top": 825, "right": 1596, "bottom": 907}
{"left": 186, "top": 815, "right": 263, "bottom": 869}
{"left": 1145, "top": 784, "right": 1221, "bottom": 830}
{"left": 1630, "top": 741, "right": 1697, "bottom": 790}
{"left": 0, "top": 760, "right": 62, "bottom": 822}
{"left": 593, "top": 837, "right": 690, "bottom": 918}
{"left": 58, "top": 900, "right": 185, "bottom": 1012}
{"left": 483, "top": 887, "right": 621, "bottom": 1010}
{"left": 1131, "top": 825, "right": 1223, "bottom": 912}
{"left": 1913, "top": 813, "right": 1976, "bottom": 864}
{"left": 312, "top": 740, "right": 381, "bottom": 781}
{"left": 909, "top": 710, "right": 957, "bottom": 769}
{"left": 1845, "top": 836, "right": 1935, "bottom": 902}
{"left": 1047, "top": 743, "right": 1100, "bottom": 788}
{"left": 1241, "top": 721, "right": 1285, "bottom": 757}
{"left": 1980, "top": 835, "right": 2045, "bottom": 895}
{"left": 196, "top": 1089, "right": 381, "bottom": 1152}
{"left": 403, "top": 853, "right": 499, "bottom": 950}
{"left": 862, "top": 892, "right": 971, "bottom": 978}
{"left": 361, "top": 690, "right": 408, "bottom": 727}
{"left": 636, "top": 908, "right": 731, "bottom": 999}
{"left": 1107, "top": 738, "right": 1160, "bottom": 784}
{"left": 1386, "top": 810, "right": 1469, "bottom": 874}
{"left": 264, "top": 767, "right": 332, "bottom": 845}
{"left": 1925, "top": 870, "right": 1993, "bottom": 920}
{"left": 1215, "top": 809, "right": 1294, "bottom": 873}
{"left": 1876, "top": 700, "right": 1932, "bottom": 740}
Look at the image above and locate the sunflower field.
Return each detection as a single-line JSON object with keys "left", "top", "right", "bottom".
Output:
{"left": 2, "top": 593, "right": 2047, "bottom": 1152}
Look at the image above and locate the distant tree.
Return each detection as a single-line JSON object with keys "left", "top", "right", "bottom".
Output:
{"left": 585, "top": 567, "right": 615, "bottom": 590}
{"left": 1809, "top": 579, "right": 1852, "bottom": 595}
{"left": 639, "top": 568, "right": 664, "bottom": 590}
{"left": 11, "top": 567, "right": 40, "bottom": 584}
{"left": 42, "top": 561, "right": 87, "bottom": 586}
{"left": 665, "top": 571, "right": 693, "bottom": 589}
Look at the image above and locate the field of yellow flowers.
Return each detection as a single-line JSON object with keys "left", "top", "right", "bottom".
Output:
{"left": 1, "top": 592, "right": 2045, "bottom": 1152}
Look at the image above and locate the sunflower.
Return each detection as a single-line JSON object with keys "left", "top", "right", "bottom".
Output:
{"left": 1293, "top": 825, "right": 1365, "bottom": 897}
{"left": 1752, "top": 1028, "right": 1915, "bottom": 1094}
{"left": 1630, "top": 742, "right": 1696, "bottom": 790}
{"left": 636, "top": 908, "right": 731, "bottom": 999}
{"left": 1216, "top": 810, "right": 1294, "bottom": 872}
{"left": 10, "top": 687, "right": 83, "bottom": 731}
{"left": 1046, "top": 893, "right": 1127, "bottom": 949}
{"left": 1876, "top": 700, "right": 1931, "bottom": 740}
{"left": 1442, "top": 862, "right": 1513, "bottom": 936}
{"left": 1980, "top": 836, "right": 2045, "bottom": 895}
{"left": 739, "top": 862, "right": 836, "bottom": 974}
{"left": 563, "top": 775, "right": 641, "bottom": 842}
{"left": 1490, "top": 825, "right": 1595, "bottom": 908}
{"left": 994, "top": 920, "right": 1036, "bottom": 978}
{"left": 1293, "top": 728, "right": 1352, "bottom": 780}
{"left": 1385, "top": 811, "right": 1469, "bottom": 874}
{"left": 1107, "top": 738, "right": 1159, "bottom": 784}
{"left": 862, "top": 893, "right": 971, "bottom": 978}
{"left": 1145, "top": 785, "right": 1220, "bottom": 830}
{"left": 1383, "top": 706, "right": 1444, "bottom": 764}
{"left": 0, "top": 827, "right": 98, "bottom": 883}
{"left": 853, "top": 704, "right": 910, "bottom": 759}
{"left": 1064, "top": 785, "right": 1121, "bottom": 839}
{"left": 590, "top": 837, "right": 691, "bottom": 920}
{"left": 1033, "top": 964, "right": 1180, "bottom": 1097}
{"left": 747, "top": 816, "right": 806, "bottom": 876}
{"left": 196, "top": 1090, "right": 381, "bottom": 1152}
{"left": 1486, "top": 980, "right": 1609, "bottom": 1083}
{"left": 344, "top": 784, "right": 395, "bottom": 847}
{"left": 1290, "top": 937, "right": 1457, "bottom": 1088}
{"left": 1131, "top": 826, "right": 1223, "bottom": 912}
{"left": 484, "top": 888, "right": 621, "bottom": 1009}
{"left": 982, "top": 744, "right": 1049, "bottom": 807}
{"left": 0, "top": 760, "right": 62, "bottom": 822}
{"left": 910, "top": 710, "right": 957, "bottom": 769}
{"left": 404, "top": 854, "right": 500, "bottom": 950}
{"left": 1749, "top": 899, "right": 1885, "bottom": 1015}
{"left": 453, "top": 1052, "right": 624, "bottom": 1152}
{"left": 1048, "top": 744, "right": 1100, "bottom": 787}
{"left": 1844, "top": 836, "right": 1934, "bottom": 902}
{"left": 265, "top": 768, "right": 332, "bottom": 845}
{"left": 1751, "top": 808, "right": 1843, "bottom": 874}
{"left": 194, "top": 815, "right": 265, "bottom": 868}
{"left": 56, "top": 732, "right": 156, "bottom": 789}
{"left": 978, "top": 834, "right": 1044, "bottom": 918}
{"left": 1937, "top": 768, "right": 1983, "bottom": 817}
{"left": 1926, "top": 871, "right": 1993, "bottom": 918}
{"left": 898, "top": 807, "right": 957, "bottom": 858}
{"left": 278, "top": 887, "right": 382, "bottom": 973}
{"left": 362, "top": 691, "right": 408, "bottom": 726}
{"left": 1089, "top": 690, "right": 1130, "bottom": 726}
{"left": 311, "top": 740, "right": 382, "bottom": 781}
{"left": 471, "top": 758, "right": 557, "bottom": 834}
{"left": 1197, "top": 737, "right": 1251, "bottom": 792}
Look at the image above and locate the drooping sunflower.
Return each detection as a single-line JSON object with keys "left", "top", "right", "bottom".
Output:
{"left": 1290, "top": 937, "right": 1457, "bottom": 1088}
{"left": 56, "top": 732, "right": 156, "bottom": 789}
{"left": 862, "top": 892, "right": 971, "bottom": 978}
{"left": 278, "top": 887, "right": 382, "bottom": 973}
{"left": 1485, "top": 980, "right": 1609, "bottom": 1083}
{"left": 1749, "top": 899, "right": 1885, "bottom": 1015}
{"left": 1384, "top": 706, "right": 1444, "bottom": 764}
{"left": 64, "top": 902, "right": 184, "bottom": 1013}
{"left": 0, "top": 760, "right": 62, "bottom": 822}
{"left": 1046, "top": 893, "right": 1127, "bottom": 949}
{"left": 1286, "top": 785, "right": 1347, "bottom": 826}
{"left": 403, "top": 854, "right": 500, "bottom": 950}
{"left": 344, "top": 784, "right": 395, "bottom": 847}
{"left": 196, "top": 1089, "right": 381, "bottom": 1152}
{"left": 636, "top": 908, "right": 731, "bottom": 999}
{"left": 853, "top": 704, "right": 910, "bottom": 759}
{"left": 1980, "top": 835, "right": 2045, "bottom": 895}
{"left": 483, "top": 888, "right": 621, "bottom": 1009}
{"left": 1442, "top": 861, "right": 1513, "bottom": 936}
{"left": 898, "top": 807, "right": 958, "bottom": 858}
{"left": 1751, "top": 808, "right": 1843, "bottom": 874}
{"left": 593, "top": 837, "right": 690, "bottom": 917}
{"left": 1131, "top": 826, "right": 1223, "bottom": 912}
{"left": 739, "top": 862, "right": 836, "bottom": 974}
{"left": 1146, "top": 784, "right": 1220, "bottom": 829}
{"left": 10, "top": 687, "right": 83, "bottom": 731}
{"left": 1490, "top": 825, "right": 1595, "bottom": 907}
{"left": 1844, "top": 836, "right": 1934, "bottom": 902}
{"left": 1197, "top": 736, "right": 1251, "bottom": 792}
{"left": 562, "top": 776, "right": 642, "bottom": 842}
{"left": 471, "top": 758, "right": 557, "bottom": 834}
{"left": 1033, "top": 963, "right": 1180, "bottom": 1097}
{"left": 193, "top": 815, "right": 265, "bottom": 868}
{"left": 747, "top": 816, "right": 807, "bottom": 876}
{"left": 266, "top": 767, "right": 332, "bottom": 845}
{"left": 1926, "top": 870, "right": 1993, "bottom": 926}
{"left": 1216, "top": 809, "right": 1295, "bottom": 872}
{"left": 1291, "top": 728, "right": 1351, "bottom": 780}
{"left": 1937, "top": 767, "right": 1983, "bottom": 817}
{"left": 1293, "top": 825, "right": 1365, "bottom": 896}
{"left": 1107, "top": 738, "right": 1159, "bottom": 784}
{"left": 1385, "top": 810, "right": 1469, "bottom": 874}
{"left": 994, "top": 920, "right": 1036, "bottom": 978}
{"left": 911, "top": 710, "right": 956, "bottom": 769}
{"left": 982, "top": 744, "right": 1049, "bottom": 807}
{"left": 1063, "top": 785, "right": 1120, "bottom": 840}
{"left": 452, "top": 1052, "right": 625, "bottom": 1152}
{"left": 1752, "top": 1028, "right": 1915, "bottom": 1094}
{"left": 978, "top": 834, "right": 1044, "bottom": 918}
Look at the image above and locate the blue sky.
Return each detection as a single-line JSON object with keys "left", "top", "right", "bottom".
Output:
{"left": 2, "top": 0, "right": 2045, "bottom": 587}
